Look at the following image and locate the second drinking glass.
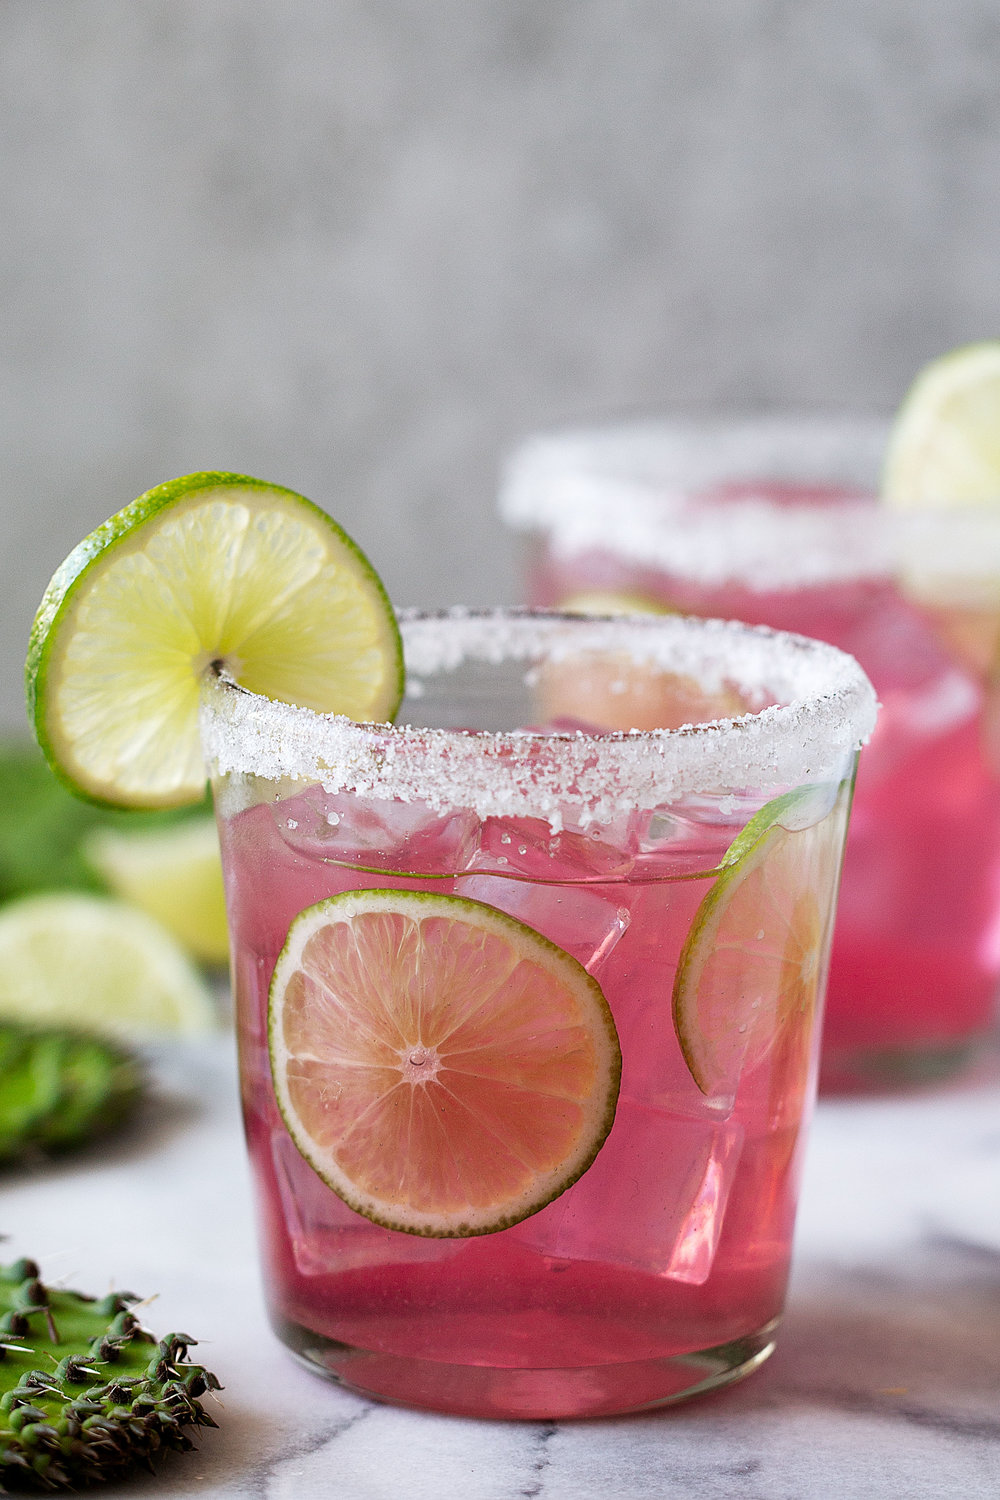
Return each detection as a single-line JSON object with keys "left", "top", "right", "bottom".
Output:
{"left": 501, "top": 419, "right": 1000, "bottom": 1091}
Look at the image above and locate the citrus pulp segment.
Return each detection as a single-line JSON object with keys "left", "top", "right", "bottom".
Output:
{"left": 27, "top": 472, "right": 404, "bottom": 808}
{"left": 883, "top": 341, "right": 1000, "bottom": 508}
{"left": 84, "top": 817, "right": 229, "bottom": 964}
{"left": 268, "top": 889, "right": 622, "bottom": 1237}
{"left": 672, "top": 787, "right": 846, "bottom": 1099}
{"left": 0, "top": 893, "right": 217, "bottom": 1041}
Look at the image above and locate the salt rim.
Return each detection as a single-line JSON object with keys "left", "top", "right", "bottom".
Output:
{"left": 199, "top": 610, "right": 877, "bottom": 827}
{"left": 498, "top": 418, "right": 1000, "bottom": 591}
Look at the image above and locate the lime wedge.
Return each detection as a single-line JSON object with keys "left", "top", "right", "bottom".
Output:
{"left": 269, "top": 888, "right": 621, "bottom": 1237}
{"left": 672, "top": 786, "right": 846, "bottom": 1099}
{"left": 83, "top": 817, "right": 229, "bottom": 965}
{"left": 0, "top": 893, "right": 217, "bottom": 1042}
{"left": 883, "top": 341, "right": 1000, "bottom": 508}
{"left": 27, "top": 472, "right": 404, "bottom": 809}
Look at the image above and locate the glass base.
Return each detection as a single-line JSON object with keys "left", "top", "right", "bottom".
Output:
{"left": 275, "top": 1313, "right": 781, "bottom": 1420}
{"left": 819, "top": 1037, "right": 983, "bottom": 1095}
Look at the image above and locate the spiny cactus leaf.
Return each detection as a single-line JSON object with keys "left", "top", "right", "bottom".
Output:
{"left": 0, "top": 1259, "right": 221, "bottom": 1490}
{"left": 0, "top": 1025, "right": 143, "bottom": 1164}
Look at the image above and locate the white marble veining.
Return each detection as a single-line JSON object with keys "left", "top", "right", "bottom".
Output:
{"left": 7, "top": 1035, "right": 1000, "bottom": 1498}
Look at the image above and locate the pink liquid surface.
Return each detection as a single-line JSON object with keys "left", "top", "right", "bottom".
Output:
{"left": 219, "top": 778, "right": 841, "bottom": 1417}
{"left": 531, "top": 491, "right": 1000, "bottom": 1090}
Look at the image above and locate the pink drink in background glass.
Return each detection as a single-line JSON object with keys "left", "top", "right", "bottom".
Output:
{"left": 501, "top": 420, "right": 1000, "bottom": 1092}
{"left": 201, "top": 610, "right": 874, "bottom": 1418}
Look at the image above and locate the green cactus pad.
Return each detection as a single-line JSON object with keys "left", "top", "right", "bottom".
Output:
{"left": 0, "top": 1025, "right": 143, "bottom": 1164}
{"left": 0, "top": 1258, "right": 221, "bottom": 1491}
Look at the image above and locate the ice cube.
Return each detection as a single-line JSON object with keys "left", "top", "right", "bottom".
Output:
{"left": 453, "top": 872, "right": 630, "bottom": 975}
{"left": 272, "top": 1132, "right": 455, "bottom": 1274}
{"left": 273, "top": 786, "right": 480, "bottom": 876}
{"left": 469, "top": 814, "right": 637, "bottom": 881}
{"left": 634, "top": 807, "right": 731, "bottom": 879}
{"left": 507, "top": 1101, "right": 744, "bottom": 1284}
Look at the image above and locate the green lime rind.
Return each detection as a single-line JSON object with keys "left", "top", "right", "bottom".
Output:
{"left": 269, "top": 887, "right": 622, "bottom": 1239}
{"left": 717, "top": 784, "right": 833, "bottom": 871}
{"left": 27, "top": 471, "right": 405, "bottom": 810}
{"left": 672, "top": 784, "right": 843, "bottom": 1098}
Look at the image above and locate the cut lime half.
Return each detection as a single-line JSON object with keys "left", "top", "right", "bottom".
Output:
{"left": 0, "top": 893, "right": 217, "bottom": 1043}
{"left": 672, "top": 786, "right": 846, "bottom": 1099}
{"left": 27, "top": 472, "right": 404, "bottom": 809}
{"left": 269, "top": 888, "right": 622, "bottom": 1238}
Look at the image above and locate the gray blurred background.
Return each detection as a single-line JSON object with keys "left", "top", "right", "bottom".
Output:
{"left": 3, "top": 1, "right": 1000, "bottom": 729}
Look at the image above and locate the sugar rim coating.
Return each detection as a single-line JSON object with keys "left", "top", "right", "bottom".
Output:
{"left": 199, "top": 609, "right": 877, "bottom": 826}
{"left": 499, "top": 418, "right": 1000, "bottom": 590}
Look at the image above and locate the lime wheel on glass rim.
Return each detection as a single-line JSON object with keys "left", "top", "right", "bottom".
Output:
{"left": 268, "top": 888, "right": 622, "bottom": 1238}
{"left": 26, "top": 471, "right": 404, "bottom": 808}
{"left": 672, "top": 787, "right": 847, "bottom": 1101}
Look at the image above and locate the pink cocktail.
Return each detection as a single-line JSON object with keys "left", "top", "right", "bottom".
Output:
{"left": 502, "top": 421, "right": 1000, "bottom": 1091}
{"left": 201, "top": 609, "right": 874, "bottom": 1418}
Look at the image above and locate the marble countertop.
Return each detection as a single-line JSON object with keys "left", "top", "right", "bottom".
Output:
{"left": 7, "top": 1032, "right": 1000, "bottom": 1499}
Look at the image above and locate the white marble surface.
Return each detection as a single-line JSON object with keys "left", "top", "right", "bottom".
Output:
{"left": 7, "top": 1033, "right": 1000, "bottom": 1499}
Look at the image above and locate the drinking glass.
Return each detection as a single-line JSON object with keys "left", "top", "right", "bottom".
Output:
{"left": 200, "top": 609, "right": 874, "bottom": 1418}
{"left": 501, "top": 420, "right": 1000, "bottom": 1091}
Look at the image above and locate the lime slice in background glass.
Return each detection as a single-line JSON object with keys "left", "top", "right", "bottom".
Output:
{"left": 556, "top": 589, "right": 673, "bottom": 616}
{"left": 269, "top": 888, "right": 622, "bottom": 1237}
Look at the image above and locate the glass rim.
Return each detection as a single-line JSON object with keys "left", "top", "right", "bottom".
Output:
{"left": 499, "top": 418, "right": 1000, "bottom": 591}
{"left": 199, "top": 609, "right": 877, "bottom": 824}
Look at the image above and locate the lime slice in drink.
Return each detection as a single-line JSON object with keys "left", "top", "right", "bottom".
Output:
{"left": 883, "top": 341, "right": 1000, "bottom": 509}
{"left": 84, "top": 817, "right": 229, "bottom": 965}
{"left": 27, "top": 472, "right": 404, "bottom": 809}
{"left": 0, "top": 893, "right": 217, "bottom": 1042}
{"left": 269, "top": 889, "right": 622, "bottom": 1237}
{"left": 672, "top": 787, "right": 845, "bottom": 1099}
